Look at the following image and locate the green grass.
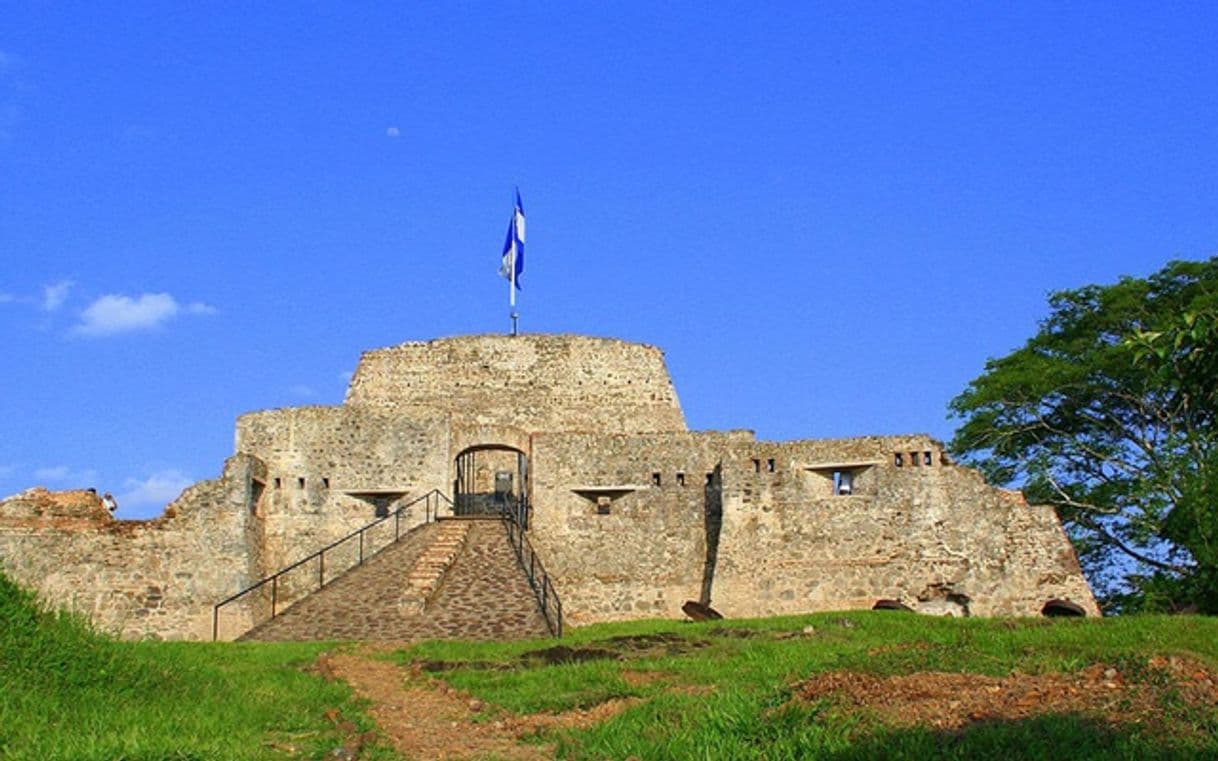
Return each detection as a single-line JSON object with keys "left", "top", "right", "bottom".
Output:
{"left": 0, "top": 572, "right": 393, "bottom": 761}
{"left": 398, "top": 612, "right": 1218, "bottom": 760}
{"left": 7, "top": 567, "right": 1218, "bottom": 761}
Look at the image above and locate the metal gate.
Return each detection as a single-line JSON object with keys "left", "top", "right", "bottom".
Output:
{"left": 453, "top": 446, "right": 528, "bottom": 526}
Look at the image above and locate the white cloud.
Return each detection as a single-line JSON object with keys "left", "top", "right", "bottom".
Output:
{"left": 33, "top": 464, "right": 99, "bottom": 485}
{"left": 386, "top": 126, "right": 400, "bottom": 138}
{"left": 42, "top": 280, "right": 73, "bottom": 311}
{"left": 118, "top": 469, "right": 194, "bottom": 509}
{"left": 72, "top": 292, "right": 216, "bottom": 336}
{"left": 339, "top": 370, "right": 354, "bottom": 383}
{"left": 288, "top": 384, "right": 318, "bottom": 399}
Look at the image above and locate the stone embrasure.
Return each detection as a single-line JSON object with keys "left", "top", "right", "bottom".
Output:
{"left": 0, "top": 332, "right": 1100, "bottom": 641}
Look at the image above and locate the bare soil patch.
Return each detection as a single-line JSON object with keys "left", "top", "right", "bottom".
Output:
{"left": 519, "top": 644, "right": 620, "bottom": 666}
{"left": 419, "top": 634, "right": 708, "bottom": 674}
{"left": 794, "top": 656, "right": 1218, "bottom": 735}
{"left": 319, "top": 647, "right": 639, "bottom": 761}
{"left": 603, "top": 632, "right": 710, "bottom": 656}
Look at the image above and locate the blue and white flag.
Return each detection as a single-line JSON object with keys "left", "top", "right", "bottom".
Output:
{"left": 499, "top": 190, "right": 525, "bottom": 289}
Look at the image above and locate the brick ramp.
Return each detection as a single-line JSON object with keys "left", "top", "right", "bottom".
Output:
{"left": 240, "top": 519, "right": 550, "bottom": 642}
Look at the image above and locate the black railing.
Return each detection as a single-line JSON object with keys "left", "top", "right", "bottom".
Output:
{"left": 502, "top": 501, "right": 562, "bottom": 637}
{"left": 212, "top": 489, "right": 453, "bottom": 641}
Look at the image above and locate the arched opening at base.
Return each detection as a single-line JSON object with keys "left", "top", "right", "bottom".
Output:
{"left": 873, "top": 599, "right": 913, "bottom": 612}
{"left": 1041, "top": 599, "right": 1086, "bottom": 617}
{"left": 453, "top": 444, "right": 528, "bottom": 525}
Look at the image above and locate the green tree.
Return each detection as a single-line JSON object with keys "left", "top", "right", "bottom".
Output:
{"left": 948, "top": 258, "right": 1218, "bottom": 612}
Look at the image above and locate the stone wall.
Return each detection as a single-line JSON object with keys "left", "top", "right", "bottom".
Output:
{"left": 234, "top": 405, "right": 452, "bottom": 573}
{"left": 529, "top": 430, "right": 755, "bottom": 624}
{"left": 0, "top": 333, "right": 1100, "bottom": 640}
{"left": 710, "top": 435, "right": 1099, "bottom": 619}
{"left": 0, "top": 456, "right": 265, "bottom": 640}
{"left": 344, "top": 335, "right": 687, "bottom": 434}
{"left": 528, "top": 432, "right": 1098, "bottom": 625}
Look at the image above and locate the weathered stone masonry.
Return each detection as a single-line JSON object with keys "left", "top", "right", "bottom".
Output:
{"left": 0, "top": 333, "right": 1098, "bottom": 640}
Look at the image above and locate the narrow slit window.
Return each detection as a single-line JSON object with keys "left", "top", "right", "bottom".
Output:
{"left": 706, "top": 472, "right": 714, "bottom": 485}
{"left": 910, "top": 452, "right": 920, "bottom": 467}
{"left": 322, "top": 477, "right": 331, "bottom": 489}
{"left": 752, "top": 458, "right": 761, "bottom": 473}
{"left": 249, "top": 480, "right": 265, "bottom": 516}
{"left": 273, "top": 477, "right": 282, "bottom": 489}
{"left": 297, "top": 477, "right": 306, "bottom": 488}
{"left": 652, "top": 472, "right": 662, "bottom": 487}
{"left": 923, "top": 451, "right": 932, "bottom": 466}
{"left": 676, "top": 472, "right": 686, "bottom": 487}
{"left": 894, "top": 453, "right": 904, "bottom": 467}
{"left": 767, "top": 458, "right": 776, "bottom": 472}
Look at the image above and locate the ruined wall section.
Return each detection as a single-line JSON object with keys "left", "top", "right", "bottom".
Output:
{"left": 529, "top": 430, "right": 754, "bottom": 625}
{"left": 0, "top": 455, "right": 265, "bottom": 640}
{"left": 345, "top": 334, "right": 687, "bottom": 434}
{"left": 710, "top": 435, "right": 1098, "bottom": 618}
{"left": 234, "top": 405, "right": 451, "bottom": 575}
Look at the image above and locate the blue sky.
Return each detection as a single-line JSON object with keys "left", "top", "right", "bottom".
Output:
{"left": 2, "top": 4, "right": 1216, "bottom": 517}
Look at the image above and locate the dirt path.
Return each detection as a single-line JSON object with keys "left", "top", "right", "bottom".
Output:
{"left": 320, "top": 646, "right": 637, "bottom": 760}
{"left": 320, "top": 643, "right": 1218, "bottom": 759}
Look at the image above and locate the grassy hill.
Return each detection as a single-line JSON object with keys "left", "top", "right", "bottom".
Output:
{"left": 3, "top": 568, "right": 1217, "bottom": 760}
{"left": 0, "top": 572, "right": 391, "bottom": 760}
{"left": 400, "top": 611, "right": 1218, "bottom": 760}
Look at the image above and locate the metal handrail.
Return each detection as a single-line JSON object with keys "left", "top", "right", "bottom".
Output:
{"left": 502, "top": 500, "right": 563, "bottom": 637}
{"left": 212, "top": 489, "right": 453, "bottom": 640}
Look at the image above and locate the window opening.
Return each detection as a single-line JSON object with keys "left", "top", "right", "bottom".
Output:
{"left": 894, "top": 453, "right": 904, "bottom": 467}
{"left": 676, "top": 472, "right": 686, "bottom": 487}
{"left": 923, "top": 451, "right": 932, "bottom": 466}
{"left": 652, "top": 472, "right": 662, "bottom": 487}
{"left": 297, "top": 477, "right": 306, "bottom": 488}
{"left": 752, "top": 458, "right": 761, "bottom": 473}
{"left": 833, "top": 470, "right": 854, "bottom": 495}
{"left": 910, "top": 451, "right": 920, "bottom": 467}
{"left": 273, "top": 477, "right": 282, "bottom": 489}
{"left": 249, "top": 480, "right": 265, "bottom": 515}
{"left": 767, "top": 458, "right": 776, "bottom": 472}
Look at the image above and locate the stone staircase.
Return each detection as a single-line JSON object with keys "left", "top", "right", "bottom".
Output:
{"left": 239, "top": 518, "right": 550, "bottom": 642}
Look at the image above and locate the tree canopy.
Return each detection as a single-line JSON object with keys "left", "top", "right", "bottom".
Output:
{"left": 949, "top": 258, "right": 1218, "bottom": 612}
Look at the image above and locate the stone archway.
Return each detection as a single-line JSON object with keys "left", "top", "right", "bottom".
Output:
{"left": 453, "top": 444, "right": 529, "bottom": 526}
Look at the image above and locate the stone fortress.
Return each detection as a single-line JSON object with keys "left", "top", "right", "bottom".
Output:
{"left": 0, "top": 334, "right": 1098, "bottom": 641}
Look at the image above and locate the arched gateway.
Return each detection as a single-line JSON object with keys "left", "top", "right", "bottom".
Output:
{"left": 453, "top": 444, "right": 529, "bottom": 526}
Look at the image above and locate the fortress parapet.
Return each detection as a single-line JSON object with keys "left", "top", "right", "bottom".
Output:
{"left": 0, "top": 333, "right": 1098, "bottom": 639}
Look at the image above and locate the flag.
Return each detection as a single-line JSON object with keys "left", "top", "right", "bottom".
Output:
{"left": 499, "top": 190, "right": 525, "bottom": 289}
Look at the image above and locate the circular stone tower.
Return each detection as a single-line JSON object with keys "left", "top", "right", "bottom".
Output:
{"left": 343, "top": 334, "right": 687, "bottom": 434}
